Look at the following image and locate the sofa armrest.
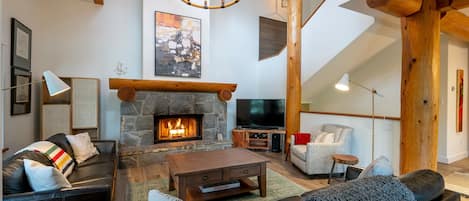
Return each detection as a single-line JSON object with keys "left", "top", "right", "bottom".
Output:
{"left": 3, "top": 185, "right": 111, "bottom": 201}
{"left": 92, "top": 140, "right": 116, "bottom": 155}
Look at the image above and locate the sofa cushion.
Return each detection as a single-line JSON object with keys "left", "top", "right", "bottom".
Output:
{"left": 18, "top": 141, "right": 75, "bottom": 177}
{"left": 291, "top": 145, "right": 307, "bottom": 161}
{"left": 68, "top": 162, "right": 114, "bottom": 184}
{"left": 47, "top": 133, "right": 75, "bottom": 160}
{"left": 3, "top": 151, "right": 53, "bottom": 194}
{"left": 66, "top": 133, "right": 100, "bottom": 164}
{"left": 24, "top": 159, "right": 72, "bottom": 191}
{"left": 77, "top": 153, "right": 115, "bottom": 168}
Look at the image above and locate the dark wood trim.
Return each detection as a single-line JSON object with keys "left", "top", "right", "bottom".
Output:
{"left": 300, "top": 111, "right": 401, "bottom": 121}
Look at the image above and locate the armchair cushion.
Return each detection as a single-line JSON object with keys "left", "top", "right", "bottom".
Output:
{"left": 294, "top": 133, "right": 311, "bottom": 145}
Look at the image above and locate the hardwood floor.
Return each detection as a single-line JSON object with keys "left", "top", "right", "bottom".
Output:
{"left": 115, "top": 151, "right": 469, "bottom": 201}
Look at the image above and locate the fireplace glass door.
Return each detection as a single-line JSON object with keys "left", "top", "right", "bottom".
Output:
{"left": 154, "top": 114, "right": 203, "bottom": 143}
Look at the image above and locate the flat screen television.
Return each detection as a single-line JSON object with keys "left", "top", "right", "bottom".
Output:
{"left": 236, "top": 99, "right": 285, "bottom": 129}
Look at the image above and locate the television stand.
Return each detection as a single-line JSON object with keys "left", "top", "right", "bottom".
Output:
{"left": 232, "top": 128, "right": 285, "bottom": 152}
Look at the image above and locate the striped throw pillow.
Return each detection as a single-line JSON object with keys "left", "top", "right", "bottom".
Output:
{"left": 18, "top": 141, "right": 75, "bottom": 177}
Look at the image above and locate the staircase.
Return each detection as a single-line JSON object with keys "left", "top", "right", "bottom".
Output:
{"left": 257, "top": 0, "right": 399, "bottom": 102}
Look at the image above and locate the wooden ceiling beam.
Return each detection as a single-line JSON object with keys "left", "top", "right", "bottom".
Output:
{"left": 94, "top": 0, "right": 104, "bottom": 5}
{"left": 441, "top": 10, "right": 469, "bottom": 42}
{"left": 366, "top": 0, "right": 422, "bottom": 17}
{"left": 438, "top": 0, "right": 469, "bottom": 11}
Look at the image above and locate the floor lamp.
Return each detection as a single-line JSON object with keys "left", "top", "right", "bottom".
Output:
{"left": 335, "top": 73, "right": 383, "bottom": 160}
{"left": 1, "top": 70, "right": 70, "bottom": 151}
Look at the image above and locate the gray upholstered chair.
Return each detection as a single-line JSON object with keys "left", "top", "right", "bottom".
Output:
{"left": 290, "top": 124, "right": 353, "bottom": 175}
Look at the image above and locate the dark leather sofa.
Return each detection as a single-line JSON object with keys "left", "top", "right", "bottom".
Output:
{"left": 280, "top": 167, "right": 461, "bottom": 201}
{"left": 3, "top": 134, "right": 118, "bottom": 201}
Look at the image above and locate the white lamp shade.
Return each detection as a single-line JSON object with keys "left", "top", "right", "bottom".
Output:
{"left": 43, "top": 71, "right": 71, "bottom": 96}
{"left": 335, "top": 73, "right": 350, "bottom": 91}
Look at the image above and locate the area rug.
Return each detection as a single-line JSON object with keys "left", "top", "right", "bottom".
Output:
{"left": 128, "top": 168, "right": 307, "bottom": 201}
{"left": 445, "top": 172, "right": 469, "bottom": 197}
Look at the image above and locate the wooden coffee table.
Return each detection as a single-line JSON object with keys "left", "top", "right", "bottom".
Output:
{"left": 166, "top": 148, "right": 270, "bottom": 201}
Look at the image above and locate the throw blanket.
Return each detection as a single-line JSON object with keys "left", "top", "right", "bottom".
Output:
{"left": 303, "top": 176, "right": 415, "bottom": 201}
{"left": 18, "top": 141, "right": 75, "bottom": 177}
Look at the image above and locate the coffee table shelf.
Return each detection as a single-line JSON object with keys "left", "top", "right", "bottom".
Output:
{"left": 186, "top": 178, "right": 258, "bottom": 201}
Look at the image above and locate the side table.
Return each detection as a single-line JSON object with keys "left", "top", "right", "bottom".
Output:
{"left": 328, "top": 154, "right": 359, "bottom": 184}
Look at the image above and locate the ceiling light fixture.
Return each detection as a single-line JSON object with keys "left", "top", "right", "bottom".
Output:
{"left": 181, "top": 0, "right": 240, "bottom": 9}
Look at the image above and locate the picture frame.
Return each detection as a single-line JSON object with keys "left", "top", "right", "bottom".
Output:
{"left": 11, "top": 18, "right": 32, "bottom": 71}
{"left": 456, "top": 69, "right": 464, "bottom": 133}
{"left": 154, "top": 11, "right": 202, "bottom": 78}
{"left": 11, "top": 67, "right": 32, "bottom": 115}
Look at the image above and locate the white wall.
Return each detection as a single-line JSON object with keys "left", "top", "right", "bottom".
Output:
{"left": 2, "top": 0, "right": 142, "bottom": 154}
{"left": 309, "top": 41, "right": 402, "bottom": 117}
{"left": 300, "top": 113, "right": 401, "bottom": 174}
{"left": 439, "top": 37, "right": 469, "bottom": 164}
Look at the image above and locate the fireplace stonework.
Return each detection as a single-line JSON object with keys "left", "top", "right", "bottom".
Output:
{"left": 120, "top": 91, "right": 228, "bottom": 147}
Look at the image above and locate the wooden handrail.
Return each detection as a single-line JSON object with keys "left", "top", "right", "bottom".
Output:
{"left": 301, "top": 111, "right": 401, "bottom": 121}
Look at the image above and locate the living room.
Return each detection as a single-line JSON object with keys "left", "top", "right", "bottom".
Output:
{"left": 1, "top": 0, "right": 469, "bottom": 201}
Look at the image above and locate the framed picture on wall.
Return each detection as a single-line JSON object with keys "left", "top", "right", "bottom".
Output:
{"left": 154, "top": 11, "right": 201, "bottom": 78}
{"left": 11, "top": 18, "right": 32, "bottom": 71}
{"left": 11, "top": 67, "right": 32, "bottom": 115}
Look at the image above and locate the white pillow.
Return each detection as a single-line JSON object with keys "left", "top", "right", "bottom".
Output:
{"left": 24, "top": 159, "right": 72, "bottom": 191}
{"left": 148, "top": 189, "right": 182, "bottom": 201}
{"left": 358, "top": 156, "right": 393, "bottom": 179}
{"left": 66, "top": 133, "right": 99, "bottom": 164}
{"left": 321, "top": 133, "right": 335, "bottom": 144}
{"left": 314, "top": 132, "right": 329, "bottom": 143}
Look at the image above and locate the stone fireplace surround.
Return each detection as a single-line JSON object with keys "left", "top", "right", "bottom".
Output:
{"left": 119, "top": 91, "right": 232, "bottom": 167}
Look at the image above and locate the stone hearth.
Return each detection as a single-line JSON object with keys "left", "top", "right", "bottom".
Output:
{"left": 120, "top": 91, "right": 228, "bottom": 147}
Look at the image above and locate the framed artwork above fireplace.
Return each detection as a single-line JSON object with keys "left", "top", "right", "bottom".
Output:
{"left": 154, "top": 11, "right": 202, "bottom": 78}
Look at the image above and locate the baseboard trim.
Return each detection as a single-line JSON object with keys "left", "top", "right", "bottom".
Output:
{"left": 438, "top": 152, "right": 468, "bottom": 164}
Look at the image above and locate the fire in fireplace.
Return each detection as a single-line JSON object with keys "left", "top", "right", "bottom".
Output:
{"left": 154, "top": 114, "right": 203, "bottom": 143}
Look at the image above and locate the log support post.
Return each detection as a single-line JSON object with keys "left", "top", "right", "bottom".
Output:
{"left": 285, "top": 0, "right": 302, "bottom": 151}
{"left": 400, "top": 0, "right": 440, "bottom": 174}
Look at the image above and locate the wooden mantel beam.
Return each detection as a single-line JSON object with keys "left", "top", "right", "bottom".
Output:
{"left": 400, "top": 0, "right": 440, "bottom": 174}
{"left": 94, "top": 0, "right": 104, "bottom": 5}
{"left": 109, "top": 78, "right": 237, "bottom": 102}
{"left": 441, "top": 10, "right": 469, "bottom": 42}
{"left": 438, "top": 0, "right": 469, "bottom": 11}
{"left": 366, "top": 0, "right": 422, "bottom": 17}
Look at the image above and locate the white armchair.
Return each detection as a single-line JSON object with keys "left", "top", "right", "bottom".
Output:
{"left": 290, "top": 124, "right": 353, "bottom": 175}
